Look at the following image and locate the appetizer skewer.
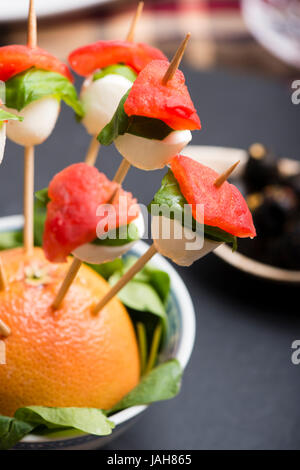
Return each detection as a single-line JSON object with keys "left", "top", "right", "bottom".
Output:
{"left": 69, "top": 1, "right": 165, "bottom": 166}
{"left": 98, "top": 33, "right": 198, "bottom": 186}
{"left": 0, "top": 1, "right": 81, "bottom": 254}
{"left": 92, "top": 156, "right": 256, "bottom": 314}
{"left": 38, "top": 163, "right": 144, "bottom": 309}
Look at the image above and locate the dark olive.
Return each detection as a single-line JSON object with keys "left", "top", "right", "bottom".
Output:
{"left": 250, "top": 185, "right": 298, "bottom": 237}
{"left": 244, "top": 143, "right": 280, "bottom": 192}
{"left": 268, "top": 217, "right": 300, "bottom": 269}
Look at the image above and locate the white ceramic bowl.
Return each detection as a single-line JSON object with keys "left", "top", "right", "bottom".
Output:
{"left": 0, "top": 215, "right": 196, "bottom": 450}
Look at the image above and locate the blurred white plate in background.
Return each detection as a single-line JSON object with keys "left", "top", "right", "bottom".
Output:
{"left": 0, "top": 0, "right": 111, "bottom": 22}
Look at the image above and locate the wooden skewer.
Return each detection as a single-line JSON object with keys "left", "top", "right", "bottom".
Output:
{"left": 92, "top": 243, "right": 157, "bottom": 315}
{"left": 0, "top": 319, "right": 11, "bottom": 338}
{"left": 27, "top": 0, "right": 37, "bottom": 48}
{"left": 51, "top": 257, "right": 82, "bottom": 310}
{"left": 126, "top": 1, "right": 144, "bottom": 42}
{"left": 214, "top": 160, "right": 240, "bottom": 188}
{"left": 0, "top": 259, "right": 7, "bottom": 291}
{"left": 24, "top": 145, "right": 35, "bottom": 255}
{"left": 113, "top": 158, "right": 131, "bottom": 185}
{"left": 162, "top": 33, "right": 191, "bottom": 85}
{"left": 23, "top": 1, "right": 37, "bottom": 256}
{"left": 84, "top": 135, "right": 100, "bottom": 166}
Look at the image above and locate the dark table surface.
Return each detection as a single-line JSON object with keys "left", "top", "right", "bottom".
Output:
{"left": 1, "top": 67, "right": 300, "bottom": 450}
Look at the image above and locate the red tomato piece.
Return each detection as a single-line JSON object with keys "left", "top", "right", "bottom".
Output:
{"left": 43, "top": 163, "right": 139, "bottom": 262}
{"left": 124, "top": 60, "right": 201, "bottom": 131}
{"left": 68, "top": 40, "right": 166, "bottom": 76}
{"left": 170, "top": 155, "right": 256, "bottom": 238}
{"left": 0, "top": 45, "right": 73, "bottom": 82}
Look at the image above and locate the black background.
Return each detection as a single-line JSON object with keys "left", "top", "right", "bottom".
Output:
{"left": 1, "top": 67, "right": 300, "bottom": 450}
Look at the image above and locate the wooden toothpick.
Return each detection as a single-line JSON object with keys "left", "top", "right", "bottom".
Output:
{"left": 51, "top": 257, "right": 82, "bottom": 310}
{"left": 113, "top": 158, "right": 131, "bottom": 185}
{"left": 24, "top": 146, "right": 34, "bottom": 255}
{"left": 162, "top": 33, "right": 191, "bottom": 85}
{"left": 84, "top": 135, "right": 100, "bottom": 166}
{"left": 214, "top": 160, "right": 240, "bottom": 188}
{"left": 92, "top": 243, "right": 157, "bottom": 315}
{"left": 27, "top": 0, "right": 37, "bottom": 48}
{"left": 23, "top": 1, "right": 37, "bottom": 255}
{"left": 126, "top": 1, "right": 144, "bottom": 42}
{"left": 0, "top": 319, "right": 11, "bottom": 338}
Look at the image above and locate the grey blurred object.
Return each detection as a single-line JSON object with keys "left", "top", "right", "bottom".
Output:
{"left": 0, "top": 0, "right": 113, "bottom": 22}
{"left": 242, "top": 0, "right": 300, "bottom": 68}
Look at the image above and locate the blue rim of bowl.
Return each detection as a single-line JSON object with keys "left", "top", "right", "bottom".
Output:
{"left": 0, "top": 215, "right": 196, "bottom": 445}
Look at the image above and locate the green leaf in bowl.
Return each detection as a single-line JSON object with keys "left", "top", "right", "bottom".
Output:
{"left": 0, "top": 415, "right": 35, "bottom": 451}
{"left": 109, "top": 359, "right": 182, "bottom": 414}
{"left": 15, "top": 407, "right": 114, "bottom": 436}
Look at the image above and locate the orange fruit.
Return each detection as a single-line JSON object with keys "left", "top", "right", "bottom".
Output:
{"left": 0, "top": 247, "right": 140, "bottom": 417}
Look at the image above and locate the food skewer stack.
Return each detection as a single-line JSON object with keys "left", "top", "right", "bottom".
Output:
{"left": 51, "top": 28, "right": 189, "bottom": 309}
{"left": 0, "top": 0, "right": 256, "bottom": 446}
{"left": 0, "top": 0, "right": 82, "bottom": 349}
{"left": 81, "top": 1, "right": 144, "bottom": 167}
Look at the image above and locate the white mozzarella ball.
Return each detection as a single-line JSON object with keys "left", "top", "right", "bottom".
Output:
{"left": 152, "top": 216, "right": 222, "bottom": 266}
{"left": 0, "top": 123, "right": 6, "bottom": 165}
{"left": 81, "top": 74, "right": 133, "bottom": 135}
{"left": 5, "top": 97, "right": 60, "bottom": 146}
{"left": 114, "top": 130, "right": 192, "bottom": 170}
{"left": 72, "top": 211, "right": 145, "bottom": 264}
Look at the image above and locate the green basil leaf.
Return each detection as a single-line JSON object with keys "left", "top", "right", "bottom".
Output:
{"left": 0, "top": 415, "right": 35, "bottom": 450}
{"left": 108, "top": 359, "right": 182, "bottom": 414}
{"left": 92, "top": 221, "right": 140, "bottom": 247}
{"left": 15, "top": 406, "right": 114, "bottom": 436}
{"left": 107, "top": 255, "right": 170, "bottom": 323}
{"left": 121, "top": 256, "right": 170, "bottom": 306}
{"left": 88, "top": 258, "right": 124, "bottom": 280}
{"left": 0, "top": 230, "right": 23, "bottom": 250}
{"left": 142, "top": 267, "right": 171, "bottom": 306}
{"left": 108, "top": 270, "right": 167, "bottom": 322}
{"left": 98, "top": 90, "right": 173, "bottom": 145}
{"left": 127, "top": 115, "right": 173, "bottom": 140}
{"left": 33, "top": 210, "right": 46, "bottom": 247}
{"left": 0, "top": 108, "right": 23, "bottom": 122}
{"left": 149, "top": 169, "right": 238, "bottom": 249}
{"left": 93, "top": 64, "right": 137, "bottom": 83}
{"left": 5, "top": 68, "right": 84, "bottom": 117}
{"left": 35, "top": 187, "right": 50, "bottom": 208}
{"left": 0, "top": 207, "right": 45, "bottom": 251}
